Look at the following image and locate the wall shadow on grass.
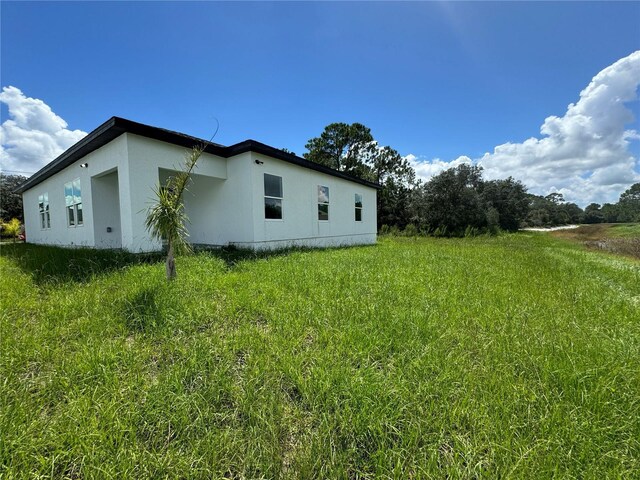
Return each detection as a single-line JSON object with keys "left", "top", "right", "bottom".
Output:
{"left": 198, "top": 245, "right": 304, "bottom": 269}
{"left": 121, "top": 286, "right": 171, "bottom": 333}
{"left": 196, "top": 243, "right": 375, "bottom": 269}
{"left": 1, "top": 242, "right": 376, "bottom": 285}
{"left": 0, "top": 243, "right": 163, "bottom": 285}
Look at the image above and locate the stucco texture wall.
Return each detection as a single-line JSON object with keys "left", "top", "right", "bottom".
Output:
{"left": 23, "top": 133, "right": 377, "bottom": 251}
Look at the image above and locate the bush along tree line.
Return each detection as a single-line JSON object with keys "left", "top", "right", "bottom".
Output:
{"left": 303, "top": 122, "right": 640, "bottom": 236}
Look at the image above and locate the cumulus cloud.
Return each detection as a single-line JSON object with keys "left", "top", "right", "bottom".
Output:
{"left": 405, "top": 153, "right": 473, "bottom": 180}
{"left": 408, "top": 51, "right": 640, "bottom": 206}
{"left": 0, "top": 86, "right": 87, "bottom": 175}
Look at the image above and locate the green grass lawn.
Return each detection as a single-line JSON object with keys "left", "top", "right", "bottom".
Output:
{"left": 1, "top": 235, "right": 639, "bottom": 478}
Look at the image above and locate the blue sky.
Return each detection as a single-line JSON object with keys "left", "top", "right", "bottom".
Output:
{"left": 1, "top": 1, "right": 639, "bottom": 205}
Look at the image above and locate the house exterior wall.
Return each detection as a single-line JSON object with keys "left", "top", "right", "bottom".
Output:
{"left": 182, "top": 152, "right": 255, "bottom": 247}
{"left": 243, "top": 152, "right": 377, "bottom": 249}
{"left": 91, "top": 170, "right": 122, "bottom": 249}
{"left": 22, "top": 134, "right": 129, "bottom": 247}
{"left": 23, "top": 134, "right": 377, "bottom": 252}
{"left": 124, "top": 133, "right": 228, "bottom": 252}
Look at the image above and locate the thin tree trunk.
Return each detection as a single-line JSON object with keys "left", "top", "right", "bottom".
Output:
{"left": 166, "top": 242, "right": 177, "bottom": 280}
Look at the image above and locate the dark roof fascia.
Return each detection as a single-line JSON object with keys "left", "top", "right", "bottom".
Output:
{"left": 227, "top": 139, "right": 382, "bottom": 190}
{"left": 16, "top": 117, "right": 119, "bottom": 193}
{"left": 113, "top": 117, "right": 228, "bottom": 156}
{"left": 16, "top": 117, "right": 229, "bottom": 193}
{"left": 17, "top": 117, "right": 382, "bottom": 193}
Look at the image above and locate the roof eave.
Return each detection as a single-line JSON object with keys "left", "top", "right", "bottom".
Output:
{"left": 17, "top": 117, "right": 382, "bottom": 193}
{"left": 15, "top": 117, "right": 120, "bottom": 194}
{"left": 226, "top": 139, "right": 382, "bottom": 190}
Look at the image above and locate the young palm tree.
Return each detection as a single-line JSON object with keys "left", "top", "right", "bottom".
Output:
{"left": 145, "top": 144, "right": 204, "bottom": 280}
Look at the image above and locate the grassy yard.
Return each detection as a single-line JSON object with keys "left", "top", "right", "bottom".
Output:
{"left": 1, "top": 234, "right": 639, "bottom": 478}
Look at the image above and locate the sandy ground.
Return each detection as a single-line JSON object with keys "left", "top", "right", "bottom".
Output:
{"left": 522, "top": 225, "right": 580, "bottom": 232}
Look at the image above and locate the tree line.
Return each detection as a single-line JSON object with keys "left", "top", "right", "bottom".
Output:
{"left": 302, "top": 122, "right": 640, "bottom": 235}
{"left": 0, "top": 174, "right": 27, "bottom": 222}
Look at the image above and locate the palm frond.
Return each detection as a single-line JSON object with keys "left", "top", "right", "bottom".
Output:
{"left": 145, "top": 144, "right": 206, "bottom": 256}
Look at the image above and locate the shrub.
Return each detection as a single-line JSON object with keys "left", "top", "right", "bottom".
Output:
{"left": 433, "top": 225, "right": 448, "bottom": 237}
{"left": 1, "top": 218, "right": 21, "bottom": 242}
{"left": 486, "top": 207, "right": 500, "bottom": 235}
{"left": 464, "top": 225, "right": 478, "bottom": 237}
{"left": 380, "top": 225, "right": 400, "bottom": 236}
{"left": 403, "top": 224, "right": 418, "bottom": 237}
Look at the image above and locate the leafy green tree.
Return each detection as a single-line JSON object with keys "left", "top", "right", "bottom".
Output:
{"left": 412, "top": 167, "right": 531, "bottom": 234}
{"left": 378, "top": 177, "right": 415, "bottom": 229}
{"left": 485, "top": 206, "right": 500, "bottom": 235}
{"left": 526, "top": 209, "right": 549, "bottom": 227}
{"left": 479, "top": 177, "right": 529, "bottom": 231}
{"left": 583, "top": 203, "right": 604, "bottom": 224}
{"left": 413, "top": 164, "right": 486, "bottom": 236}
{"left": 524, "top": 195, "right": 552, "bottom": 227}
{"left": 544, "top": 192, "right": 571, "bottom": 225}
{"left": 617, "top": 183, "right": 640, "bottom": 222}
{"left": 600, "top": 203, "right": 620, "bottom": 223}
{"left": 0, "top": 174, "right": 27, "bottom": 222}
{"left": 145, "top": 145, "right": 204, "bottom": 280}
{"left": 545, "top": 192, "right": 565, "bottom": 205}
{"left": 522, "top": 193, "right": 583, "bottom": 227}
{"left": 559, "top": 202, "right": 584, "bottom": 224}
{"left": 303, "top": 123, "right": 375, "bottom": 178}
{"left": 369, "top": 146, "right": 417, "bottom": 228}
{"left": 620, "top": 183, "right": 640, "bottom": 202}
{"left": 305, "top": 123, "right": 417, "bottom": 229}
{"left": 367, "top": 146, "right": 410, "bottom": 183}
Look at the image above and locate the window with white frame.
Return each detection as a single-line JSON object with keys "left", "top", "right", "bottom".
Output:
{"left": 355, "top": 193, "right": 363, "bottom": 221}
{"left": 264, "top": 173, "right": 283, "bottom": 219}
{"left": 318, "top": 185, "right": 329, "bottom": 221}
{"left": 64, "top": 178, "right": 83, "bottom": 227}
{"left": 38, "top": 193, "right": 50, "bottom": 229}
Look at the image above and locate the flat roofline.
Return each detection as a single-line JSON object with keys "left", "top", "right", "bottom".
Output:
{"left": 16, "top": 117, "right": 382, "bottom": 193}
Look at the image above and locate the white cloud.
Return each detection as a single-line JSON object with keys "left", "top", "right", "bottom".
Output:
{"left": 0, "top": 86, "right": 87, "bottom": 175}
{"left": 407, "top": 51, "right": 640, "bottom": 207}
{"left": 405, "top": 154, "right": 472, "bottom": 180}
{"left": 318, "top": 185, "right": 329, "bottom": 203}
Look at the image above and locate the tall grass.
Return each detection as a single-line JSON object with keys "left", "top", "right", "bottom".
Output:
{"left": 551, "top": 223, "right": 640, "bottom": 259}
{"left": 606, "top": 223, "right": 640, "bottom": 238}
{"left": 1, "top": 235, "right": 639, "bottom": 478}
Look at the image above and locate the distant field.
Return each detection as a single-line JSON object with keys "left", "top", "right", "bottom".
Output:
{"left": 551, "top": 223, "right": 640, "bottom": 259}
{"left": 1, "top": 235, "right": 639, "bottom": 478}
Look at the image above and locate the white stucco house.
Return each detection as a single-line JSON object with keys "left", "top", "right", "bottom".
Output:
{"left": 17, "top": 117, "right": 379, "bottom": 252}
